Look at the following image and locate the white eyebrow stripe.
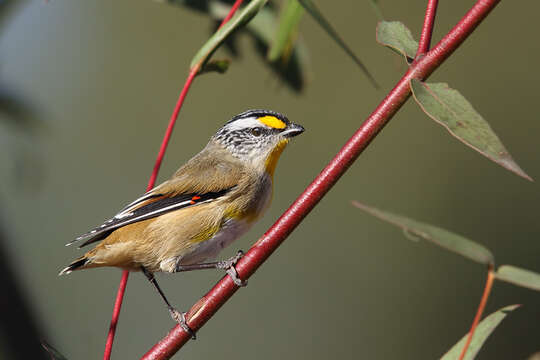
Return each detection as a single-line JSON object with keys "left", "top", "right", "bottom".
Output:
{"left": 226, "top": 117, "right": 266, "bottom": 131}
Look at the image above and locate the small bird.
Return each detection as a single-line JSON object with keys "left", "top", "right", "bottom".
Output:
{"left": 60, "top": 109, "right": 304, "bottom": 335}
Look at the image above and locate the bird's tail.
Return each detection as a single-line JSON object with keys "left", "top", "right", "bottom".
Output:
{"left": 58, "top": 256, "right": 90, "bottom": 276}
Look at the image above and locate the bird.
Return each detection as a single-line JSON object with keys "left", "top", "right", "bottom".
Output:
{"left": 59, "top": 109, "right": 304, "bottom": 335}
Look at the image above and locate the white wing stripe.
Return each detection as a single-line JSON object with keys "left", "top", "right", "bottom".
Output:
{"left": 71, "top": 198, "right": 214, "bottom": 243}
{"left": 114, "top": 192, "right": 157, "bottom": 218}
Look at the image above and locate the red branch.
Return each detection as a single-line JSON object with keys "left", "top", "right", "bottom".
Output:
{"left": 141, "top": 0, "right": 501, "bottom": 359}
{"left": 102, "top": 3, "right": 243, "bottom": 359}
{"left": 102, "top": 271, "right": 129, "bottom": 360}
{"left": 458, "top": 267, "right": 495, "bottom": 360}
{"left": 416, "top": 0, "right": 439, "bottom": 57}
{"left": 218, "top": 0, "right": 244, "bottom": 30}
{"left": 103, "top": 67, "right": 200, "bottom": 360}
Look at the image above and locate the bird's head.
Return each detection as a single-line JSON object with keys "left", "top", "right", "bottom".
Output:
{"left": 212, "top": 110, "right": 304, "bottom": 176}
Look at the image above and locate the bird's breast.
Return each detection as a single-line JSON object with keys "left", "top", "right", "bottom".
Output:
{"left": 179, "top": 174, "right": 273, "bottom": 265}
{"left": 179, "top": 217, "right": 252, "bottom": 265}
{"left": 225, "top": 173, "right": 273, "bottom": 223}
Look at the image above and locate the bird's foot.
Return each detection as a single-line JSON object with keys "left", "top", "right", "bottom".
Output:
{"left": 217, "top": 250, "right": 247, "bottom": 287}
{"left": 168, "top": 307, "right": 196, "bottom": 340}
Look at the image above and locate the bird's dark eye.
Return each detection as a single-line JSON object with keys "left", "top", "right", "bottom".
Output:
{"left": 251, "top": 127, "right": 262, "bottom": 137}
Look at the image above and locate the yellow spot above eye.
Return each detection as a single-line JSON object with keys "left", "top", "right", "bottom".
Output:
{"left": 258, "top": 116, "right": 286, "bottom": 129}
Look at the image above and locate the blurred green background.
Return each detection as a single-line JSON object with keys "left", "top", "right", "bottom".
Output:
{"left": 1, "top": 1, "right": 539, "bottom": 359}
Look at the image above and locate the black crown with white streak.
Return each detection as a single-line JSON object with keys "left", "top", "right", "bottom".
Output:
{"left": 225, "top": 109, "right": 290, "bottom": 126}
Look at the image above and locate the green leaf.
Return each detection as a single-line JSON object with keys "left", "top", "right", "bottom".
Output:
{"left": 495, "top": 265, "right": 540, "bottom": 291}
{"left": 376, "top": 21, "right": 418, "bottom": 61}
{"left": 441, "top": 305, "right": 520, "bottom": 360}
{"left": 207, "top": 2, "right": 309, "bottom": 91}
{"left": 410, "top": 79, "right": 532, "bottom": 181}
{"left": 190, "top": 0, "right": 268, "bottom": 69}
{"left": 242, "top": 5, "right": 309, "bottom": 91}
{"left": 42, "top": 341, "right": 68, "bottom": 360}
{"left": 267, "top": 0, "right": 304, "bottom": 62}
{"left": 351, "top": 201, "right": 494, "bottom": 265}
{"left": 297, "top": 0, "right": 378, "bottom": 89}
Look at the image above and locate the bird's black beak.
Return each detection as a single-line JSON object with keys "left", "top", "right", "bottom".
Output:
{"left": 281, "top": 123, "right": 305, "bottom": 138}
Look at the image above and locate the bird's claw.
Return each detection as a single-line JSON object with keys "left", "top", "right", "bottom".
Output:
{"left": 218, "top": 250, "right": 247, "bottom": 287}
{"left": 169, "top": 308, "right": 196, "bottom": 340}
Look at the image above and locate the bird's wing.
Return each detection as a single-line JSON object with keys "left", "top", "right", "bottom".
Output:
{"left": 68, "top": 187, "right": 233, "bottom": 248}
{"left": 67, "top": 145, "right": 245, "bottom": 248}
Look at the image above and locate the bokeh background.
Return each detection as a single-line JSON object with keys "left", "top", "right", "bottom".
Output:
{"left": 1, "top": 1, "right": 539, "bottom": 359}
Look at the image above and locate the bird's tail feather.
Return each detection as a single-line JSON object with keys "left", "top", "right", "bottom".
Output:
{"left": 59, "top": 256, "right": 90, "bottom": 276}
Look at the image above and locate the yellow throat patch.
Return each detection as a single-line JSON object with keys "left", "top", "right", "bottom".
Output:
{"left": 265, "top": 139, "right": 289, "bottom": 178}
{"left": 258, "top": 116, "right": 286, "bottom": 129}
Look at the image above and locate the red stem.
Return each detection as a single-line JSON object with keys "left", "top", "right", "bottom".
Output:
{"left": 458, "top": 268, "right": 495, "bottom": 360}
{"left": 141, "top": 0, "right": 501, "bottom": 359}
{"left": 416, "top": 0, "right": 439, "bottom": 57}
{"left": 102, "top": 271, "right": 129, "bottom": 360}
{"left": 218, "top": 0, "right": 244, "bottom": 29}
{"left": 147, "top": 67, "right": 199, "bottom": 190}
{"left": 102, "top": 65, "right": 199, "bottom": 360}
{"left": 102, "top": 2, "right": 244, "bottom": 357}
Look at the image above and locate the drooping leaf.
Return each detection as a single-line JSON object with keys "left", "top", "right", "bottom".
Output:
{"left": 352, "top": 201, "right": 494, "bottom": 265}
{"left": 42, "top": 341, "right": 68, "bottom": 360}
{"left": 376, "top": 21, "right": 417, "bottom": 61}
{"left": 267, "top": 0, "right": 304, "bottom": 62}
{"left": 179, "top": 1, "right": 309, "bottom": 91}
{"left": 242, "top": 4, "right": 309, "bottom": 91}
{"left": 190, "top": 0, "right": 269, "bottom": 69}
{"left": 495, "top": 265, "right": 540, "bottom": 291}
{"left": 297, "top": 0, "right": 378, "bottom": 88}
{"left": 441, "top": 305, "right": 520, "bottom": 360}
{"left": 410, "top": 79, "right": 532, "bottom": 181}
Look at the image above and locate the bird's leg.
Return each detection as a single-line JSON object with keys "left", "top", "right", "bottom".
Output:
{"left": 141, "top": 266, "right": 196, "bottom": 339}
{"left": 174, "top": 250, "right": 247, "bottom": 287}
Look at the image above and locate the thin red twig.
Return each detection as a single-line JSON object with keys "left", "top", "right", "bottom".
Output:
{"left": 141, "top": 0, "right": 501, "bottom": 358}
{"left": 218, "top": 0, "right": 244, "bottom": 30}
{"left": 102, "top": 2, "right": 244, "bottom": 358}
{"left": 416, "top": 0, "right": 439, "bottom": 57}
{"left": 102, "top": 65, "right": 200, "bottom": 360}
{"left": 102, "top": 271, "right": 129, "bottom": 360}
{"left": 458, "top": 267, "right": 495, "bottom": 360}
{"left": 147, "top": 67, "right": 199, "bottom": 189}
